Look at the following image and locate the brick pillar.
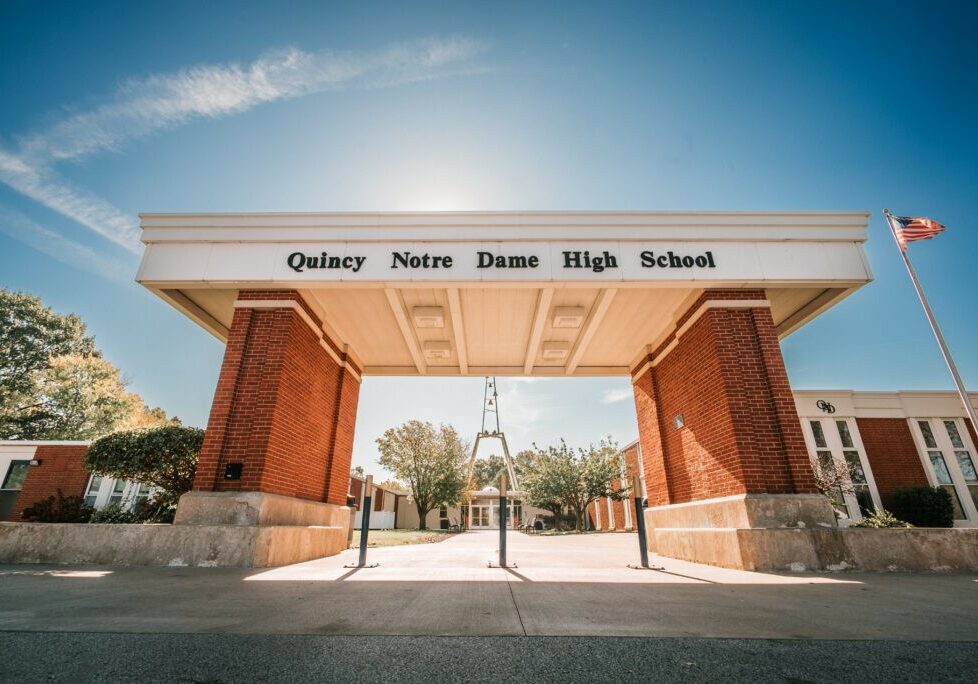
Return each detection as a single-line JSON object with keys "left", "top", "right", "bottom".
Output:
{"left": 191, "top": 290, "right": 361, "bottom": 509}
{"left": 631, "top": 290, "right": 817, "bottom": 505}
{"left": 630, "top": 289, "right": 835, "bottom": 571}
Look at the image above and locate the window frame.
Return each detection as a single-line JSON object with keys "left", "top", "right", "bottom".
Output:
{"left": 908, "top": 417, "right": 978, "bottom": 527}
{"left": 801, "top": 416, "right": 882, "bottom": 522}
{"left": 1, "top": 460, "right": 32, "bottom": 491}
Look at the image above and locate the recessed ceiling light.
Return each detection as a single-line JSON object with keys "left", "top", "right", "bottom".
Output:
{"left": 413, "top": 306, "right": 445, "bottom": 328}
{"left": 423, "top": 340, "right": 452, "bottom": 359}
{"left": 552, "top": 306, "right": 586, "bottom": 328}
{"left": 541, "top": 341, "right": 571, "bottom": 359}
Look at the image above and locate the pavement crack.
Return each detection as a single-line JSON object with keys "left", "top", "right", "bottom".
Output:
{"left": 505, "top": 574, "right": 527, "bottom": 636}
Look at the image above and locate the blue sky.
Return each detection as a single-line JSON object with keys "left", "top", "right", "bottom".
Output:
{"left": 2, "top": 1, "right": 976, "bottom": 477}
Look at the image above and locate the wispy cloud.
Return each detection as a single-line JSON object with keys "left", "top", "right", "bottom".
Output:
{"left": 601, "top": 388, "right": 633, "bottom": 404}
{"left": 1, "top": 37, "right": 488, "bottom": 253}
{"left": 0, "top": 205, "right": 135, "bottom": 284}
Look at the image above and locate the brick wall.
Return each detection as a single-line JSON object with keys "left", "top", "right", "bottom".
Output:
{"left": 632, "top": 290, "right": 817, "bottom": 506}
{"left": 10, "top": 445, "right": 91, "bottom": 521}
{"left": 856, "top": 417, "right": 930, "bottom": 508}
{"left": 195, "top": 291, "right": 360, "bottom": 506}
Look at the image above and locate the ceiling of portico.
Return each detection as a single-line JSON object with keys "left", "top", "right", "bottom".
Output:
{"left": 157, "top": 283, "right": 855, "bottom": 377}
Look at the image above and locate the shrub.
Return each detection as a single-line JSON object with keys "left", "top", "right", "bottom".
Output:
{"left": 21, "top": 489, "right": 93, "bottom": 522}
{"left": 88, "top": 496, "right": 177, "bottom": 524}
{"left": 89, "top": 503, "right": 143, "bottom": 524}
{"left": 852, "top": 509, "right": 912, "bottom": 528}
{"left": 85, "top": 425, "right": 203, "bottom": 507}
{"left": 890, "top": 487, "right": 954, "bottom": 528}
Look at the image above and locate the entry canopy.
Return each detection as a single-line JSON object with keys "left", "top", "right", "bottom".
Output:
{"left": 137, "top": 211, "right": 872, "bottom": 377}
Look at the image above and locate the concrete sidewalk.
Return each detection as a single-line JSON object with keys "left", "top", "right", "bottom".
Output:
{"left": 0, "top": 530, "right": 976, "bottom": 640}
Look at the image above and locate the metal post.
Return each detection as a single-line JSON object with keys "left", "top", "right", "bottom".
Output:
{"left": 346, "top": 475, "right": 379, "bottom": 568}
{"left": 629, "top": 474, "right": 655, "bottom": 570}
{"left": 498, "top": 472, "right": 507, "bottom": 568}
{"left": 884, "top": 210, "right": 978, "bottom": 436}
{"left": 358, "top": 475, "right": 372, "bottom": 567}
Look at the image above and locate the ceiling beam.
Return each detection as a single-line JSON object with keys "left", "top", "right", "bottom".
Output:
{"left": 566, "top": 289, "right": 617, "bottom": 375}
{"left": 383, "top": 288, "right": 427, "bottom": 375}
{"left": 446, "top": 288, "right": 468, "bottom": 375}
{"left": 524, "top": 288, "right": 555, "bottom": 375}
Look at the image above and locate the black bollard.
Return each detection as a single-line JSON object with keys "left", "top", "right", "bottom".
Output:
{"left": 628, "top": 475, "right": 660, "bottom": 570}
{"left": 632, "top": 475, "right": 649, "bottom": 568}
{"left": 498, "top": 473, "right": 508, "bottom": 568}
{"left": 346, "top": 474, "right": 379, "bottom": 568}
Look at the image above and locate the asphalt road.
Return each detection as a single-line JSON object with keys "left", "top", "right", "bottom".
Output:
{"left": 2, "top": 632, "right": 974, "bottom": 682}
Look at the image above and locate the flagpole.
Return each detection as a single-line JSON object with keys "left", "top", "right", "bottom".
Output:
{"left": 883, "top": 209, "right": 978, "bottom": 434}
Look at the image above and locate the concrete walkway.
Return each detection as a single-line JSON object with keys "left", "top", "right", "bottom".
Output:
{"left": 0, "top": 530, "right": 976, "bottom": 640}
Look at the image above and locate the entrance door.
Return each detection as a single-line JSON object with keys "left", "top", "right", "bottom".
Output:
{"left": 469, "top": 504, "right": 491, "bottom": 528}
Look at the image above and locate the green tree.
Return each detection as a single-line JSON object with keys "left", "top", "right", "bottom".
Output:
{"left": 520, "top": 438, "right": 626, "bottom": 531}
{"left": 472, "top": 454, "right": 511, "bottom": 489}
{"left": 376, "top": 420, "right": 467, "bottom": 530}
{"left": 85, "top": 425, "right": 204, "bottom": 509}
{"left": 0, "top": 289, "right": 173, "bottom": 439}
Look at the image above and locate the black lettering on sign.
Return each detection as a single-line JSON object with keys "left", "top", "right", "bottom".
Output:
{"left": 476, "top": 251, "right": 540, "bottom": 269}
{"left": 640, "top": 250, "right": 716, "bottom": 269}
{"left": 562, "top": 250, "right": 618, "bottom": 273}
{"left": 390, "top": 251, "right": 453, "bottom": 269}
{"left": 287, "top": 252, "right": 366, "bottom": 273}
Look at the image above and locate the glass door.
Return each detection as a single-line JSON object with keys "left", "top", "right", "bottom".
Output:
{"left": 910, "top": 418, "right": 978, "bottom": 525}
{"left": 469, "top": 504, "right": 491, "bottom": 528}
{"left": 802, "top": 417, "right": 880, "bottom": 521}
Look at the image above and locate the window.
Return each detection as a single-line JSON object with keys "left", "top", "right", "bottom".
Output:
{"left": 132, "top": 483, "right": 152, "bottom": 509}
{"left": 85, "top": 476, "right": 105, "bottom": 506}
{"left": 108, "top": 479, "right": 126, "bottom": 505}
{"left": 911, "top": 418, "right": 978, "bottom": 525}
{"left": 1, "top": 461, "right": 30, "bottom": 490}
{"left": 802, "top": 417, "right": 881, "bottom": 521}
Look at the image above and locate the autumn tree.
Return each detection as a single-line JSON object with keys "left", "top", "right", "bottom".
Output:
{"left": 376, "top": 420, "right": 467, "bottom": 529}
{"left": 520, "top": 438, "right": 626, "bottom": 531}
{"left": 0, "top": 289, "right": 173, "bottom": 439}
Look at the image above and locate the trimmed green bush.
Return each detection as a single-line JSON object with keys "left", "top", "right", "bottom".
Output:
{"left": 89, "top": 503, "right": 144, "bottom": 524}
{"left": 21, "top": 489, "right": 93, "bottom": 522}
{"left": 85, "top": 425, "right": 203, "bottom": 509}
{"left": 890, "top": 486, "right": 954, "bottom": 528}
{"left": 852, "top": 509, "right": 912, "bottom": 528}
{"left": 88, "top": 497, "right": 177, "bottom": 524}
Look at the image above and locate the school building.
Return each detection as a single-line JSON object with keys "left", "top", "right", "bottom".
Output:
{"left": 1, "top": 210, "right": 976, "bottom": 570}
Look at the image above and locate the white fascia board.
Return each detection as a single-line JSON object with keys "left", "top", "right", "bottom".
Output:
{"left": 793, "top": 389, "right": 978, "bottom": 419}
{"left": 138, "top": 210, "right": 870, "bottom": 244}
{"left": 0, "top": 440, "right": 91, "bottom": 446}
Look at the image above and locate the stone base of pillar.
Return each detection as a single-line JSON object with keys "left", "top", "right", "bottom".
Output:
{"left": 643, "top": 494, "right": 840, "bottom": 571}
{"left": 0, "top": 521, "right": 349, "bottom": 568}
{"left": 174, "top": 491, "right": 352, "bottom": 528}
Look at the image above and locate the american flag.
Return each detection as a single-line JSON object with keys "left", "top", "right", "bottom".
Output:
{"left": 890, "top": 215, "right": 946, "bottom": 250}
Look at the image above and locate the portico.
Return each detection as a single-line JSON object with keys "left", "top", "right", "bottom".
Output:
{"left": 135, "top": 210, "right": 873, "bottom": 567}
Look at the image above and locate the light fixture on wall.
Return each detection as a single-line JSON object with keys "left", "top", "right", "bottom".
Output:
{"left": 29, "top": 459, "right": 42, "bottom": 467}
{"left": 673, "top": 414, "right": 685, "bottom": 430}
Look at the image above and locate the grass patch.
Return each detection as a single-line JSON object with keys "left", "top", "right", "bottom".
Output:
{"left": 349, "top": 528, "right": 453, "bottom": 548}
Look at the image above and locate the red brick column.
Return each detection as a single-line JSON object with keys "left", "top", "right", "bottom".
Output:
{"left": 631, "top": 290, "right": 817, "bottom": 507}
{"left": 857, "top": 418, "right": 930, "bottom": 508}
{"left": 194, "top": 290, "right": 361, "bottom": 506}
